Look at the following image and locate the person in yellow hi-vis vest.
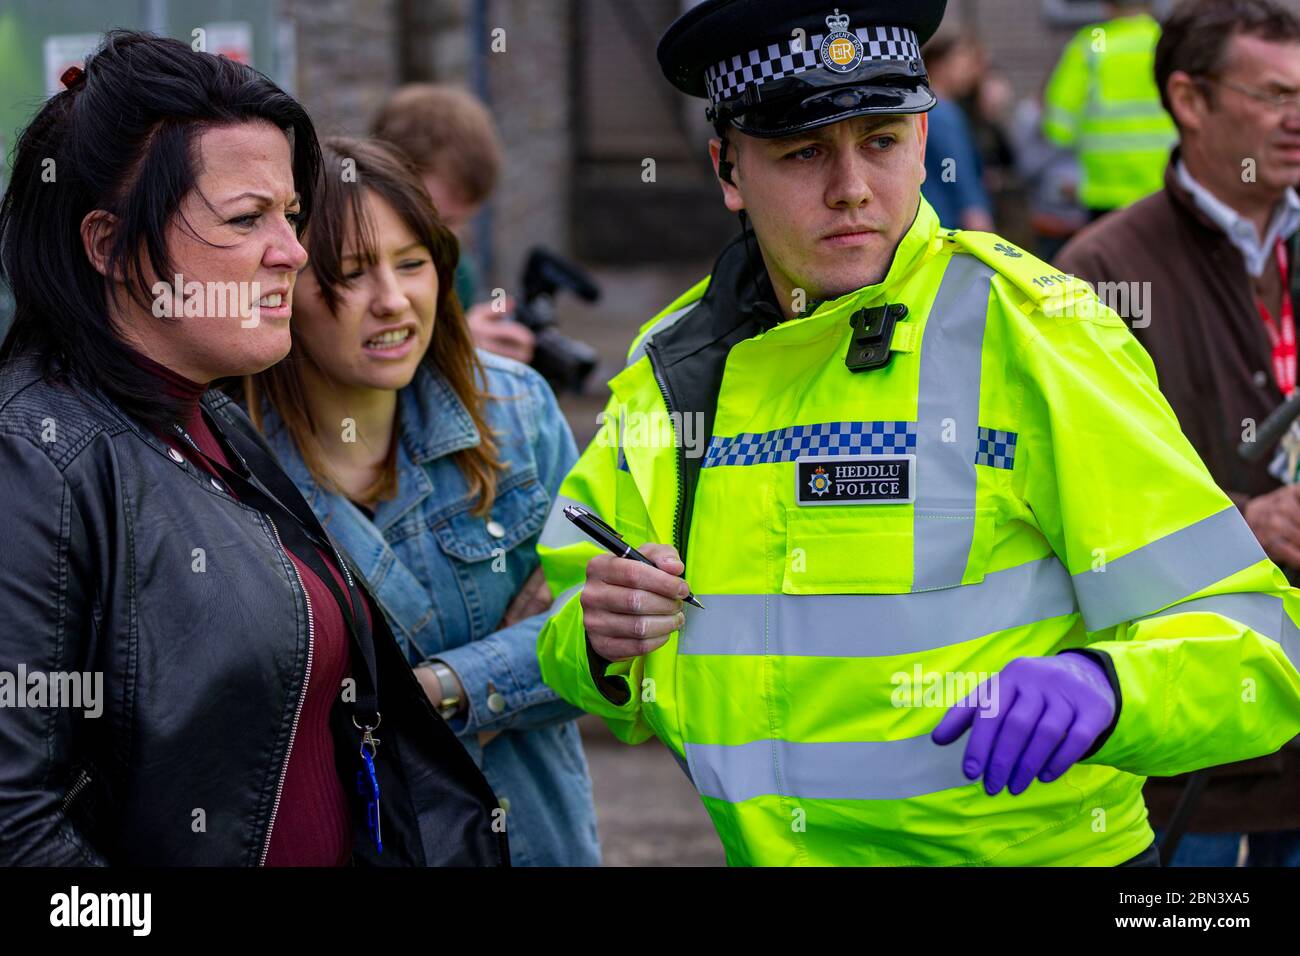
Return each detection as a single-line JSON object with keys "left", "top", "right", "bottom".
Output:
{"left": 536, "top": 0, "right": 1300, "bottom": 866}
{"left": 1043, "top": 0, "right": 1178, "bottom": 217}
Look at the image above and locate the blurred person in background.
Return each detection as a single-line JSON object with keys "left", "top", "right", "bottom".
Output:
{"left": 1009, "top": 85, "right": 1088, "bottom": 261}
{"left": 245, "top": 137, "right": 601, "bottom": 867}
{"left": 372, "top": 84, "right": 536, "bottom": 364}
{"left": 1058, "top": 0, "right": 1300, "bottom": 866}
{"left": 969, "top": 66, "right": 1018, "bottom": 200}
{"left": 921, "top": 32, "right": 995, "bottom": 231}
{"left": 1043, "top": 0, "right": 1177, "bottom": 220}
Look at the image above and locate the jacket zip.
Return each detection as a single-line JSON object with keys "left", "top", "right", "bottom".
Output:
{"left": 259, "top": 516, "right": 314, "bottom": 866}
{"left": 332, "top": 544, "right": 357, "bottom": 591}
{"left": 644, "top": 341, "right": 686, "bottom": 555}
{"left": 219, "top": 429, "right": 342, "bottom": 863}
{"left": 60, "top": 767, "right": 92, "bottom": 813}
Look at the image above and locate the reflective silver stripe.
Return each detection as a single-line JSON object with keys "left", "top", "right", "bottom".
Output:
{"left": 1078, "top": 133, "right": 1177, "bottom": 152}
{"left": 1072, "top": 506, "right": 1268, "bottom": 632}
{"left": 625, "top": 302, "right": 697, "bottom": 368}
{"left": 913, "top": 254, "right": 994, "bottom": 590}
{"left": 686, "top": 734, "right": 972, "bottom": 803}
{"left": 1043, "top": 106, "right": 1077, "bottom": 131}
{"left": 1085, "top": 101, "right": 1172, "bottom": 120}
{"left": 547, "top": 582, "right": 583, "bottom": 619}
{"left": 1143, "top": 592, "right": 1300, "bottom": 670}
{"left": 680, "top": 557, "right": 1075, "bottom": 657}
{"left": 537, "top": 494, "right": 594, "bottom": 551}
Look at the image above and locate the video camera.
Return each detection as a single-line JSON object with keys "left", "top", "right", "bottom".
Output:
{"left": 513, "top": 248, "right": 601, "bottom": 395}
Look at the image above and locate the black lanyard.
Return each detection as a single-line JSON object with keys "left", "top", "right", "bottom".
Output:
{"left": 171, "top": 413, "right": 381, "bottom": 730}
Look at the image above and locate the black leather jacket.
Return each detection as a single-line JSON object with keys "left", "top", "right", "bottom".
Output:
{"left": 0, "top": 353, "right": 508, "bottom": 866}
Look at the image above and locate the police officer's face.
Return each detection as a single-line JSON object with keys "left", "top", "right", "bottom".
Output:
{"left": 711, "top": 113, "right": 928, "bottom": 315}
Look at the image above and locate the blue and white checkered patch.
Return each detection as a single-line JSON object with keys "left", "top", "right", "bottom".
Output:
{"left": 704, "top": 26, "right": 921, "bottom": 105}
{"left": 975, "top": 427, "right": 1018, "bottom": 470}
{"left": 703, "top": 421, "right": 917, "bottom": 468}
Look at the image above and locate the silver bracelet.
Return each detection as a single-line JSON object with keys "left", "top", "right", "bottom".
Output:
{"left": 426, "top": 660, "right": 463, "bottom": 721}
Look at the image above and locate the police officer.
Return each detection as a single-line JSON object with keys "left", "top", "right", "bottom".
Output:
{"left": 536, "top": 0, "right": 1300, "bottom": 866}
{"left": 1042, "top": 0, "right": 1177, "bottom": 218}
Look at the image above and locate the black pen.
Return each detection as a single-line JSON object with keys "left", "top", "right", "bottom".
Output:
{"left": 562, "top": 504, "right": 705, "bottom": 609}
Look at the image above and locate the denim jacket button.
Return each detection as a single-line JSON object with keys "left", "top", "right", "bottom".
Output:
{"left": 486, "top": 519, "right": 506, "bottom": 539}
{"left": 167, "top": 447, "right": 184, "bottom": 464}
{"left": 487, "top": 691, "right": 507, "bottom": 713}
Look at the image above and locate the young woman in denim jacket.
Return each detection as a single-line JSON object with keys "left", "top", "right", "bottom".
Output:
{"left": 245, "top": 138, "right": 600, "bottom": 866}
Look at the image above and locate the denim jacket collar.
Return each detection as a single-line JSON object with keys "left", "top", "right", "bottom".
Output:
{"left": 261, "top": 362, "right": 480, "bottom": 534}
{"left": 399, "top": 362, "right": 481, "bottom": 464}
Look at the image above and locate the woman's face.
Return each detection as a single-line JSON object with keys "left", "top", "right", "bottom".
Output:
{"left": 150, "top": 120, "right": 308, "bottom": 379}
{"left": 291, "top": 190, "right": 437, "bottom": 394}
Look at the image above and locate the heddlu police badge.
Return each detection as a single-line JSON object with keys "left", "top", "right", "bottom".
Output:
{"left": 820, "top": 9, "right": 865, "bottom": 74}
{"left": 797, "top": 454, "right": 916, "bottom": 505}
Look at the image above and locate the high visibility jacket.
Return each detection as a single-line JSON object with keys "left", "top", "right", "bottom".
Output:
{"left": 1042, "top": 13, "right": 1176, "bottom": 211}
{"left": 536, "top": 198, "right": 1300, "bottom": 865}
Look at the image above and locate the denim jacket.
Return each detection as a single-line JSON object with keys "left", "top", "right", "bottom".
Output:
{"left": 260, "top": 352, "right": 599, "bottom": 866}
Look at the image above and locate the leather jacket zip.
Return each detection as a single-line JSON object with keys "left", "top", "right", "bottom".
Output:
{"left": 259, "top": 515, "right": 314, "bottom": 866}
{"left": 60, "top": 766, "right": 92, "bottom": 813}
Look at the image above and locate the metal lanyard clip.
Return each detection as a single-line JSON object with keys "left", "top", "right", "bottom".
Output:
{"left": 353, "top": 714, "right": 383, "bottom": 853}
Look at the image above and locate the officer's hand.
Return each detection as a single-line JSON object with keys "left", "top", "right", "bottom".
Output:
{"left": 931, "top": 653, "right": 1116, "bottom": 796}
{"left": 1243, "top": 484, "right": 1300, "bottom": 568}
{"left": 581, "top": 543, "right": 687, "bottom": 662}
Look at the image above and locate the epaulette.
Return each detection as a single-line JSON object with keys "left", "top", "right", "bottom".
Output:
{"left": 941, "top": 230, "right": 1103, "bottom": 319}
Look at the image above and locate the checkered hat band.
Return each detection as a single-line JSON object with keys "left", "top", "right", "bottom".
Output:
{"left": 703, "top": 421, "right": 917, "bottom": 468}
{"left": 704, "top": 26, "right": 921, "bottom": 104}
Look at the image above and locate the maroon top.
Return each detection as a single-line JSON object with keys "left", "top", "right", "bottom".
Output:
{"left": 136, "top": 354, "right": 360, "bottom": 865}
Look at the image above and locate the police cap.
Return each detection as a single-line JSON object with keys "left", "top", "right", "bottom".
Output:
{"left": 658, "top": 0, "right": 948, "bottom": 138}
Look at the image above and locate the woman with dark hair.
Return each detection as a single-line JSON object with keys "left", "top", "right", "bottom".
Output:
{"left": 0, "top": 31, "right": 506, "bottom": 866}
{"left": 244, "top": 137, "right": 601, "bottom": 866}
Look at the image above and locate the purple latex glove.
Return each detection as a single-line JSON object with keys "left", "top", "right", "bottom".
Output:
{"left": 931, "top": 652, "right": 1117, "bottom": 796}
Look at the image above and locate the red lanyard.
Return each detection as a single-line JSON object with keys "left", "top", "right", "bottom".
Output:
{"left": 1257, "top": 240, "right": 1296, "bottom": 398}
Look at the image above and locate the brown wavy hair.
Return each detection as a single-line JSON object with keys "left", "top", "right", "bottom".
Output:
{"left": 244, "top": 136, "right": 502, "bottom": 515}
